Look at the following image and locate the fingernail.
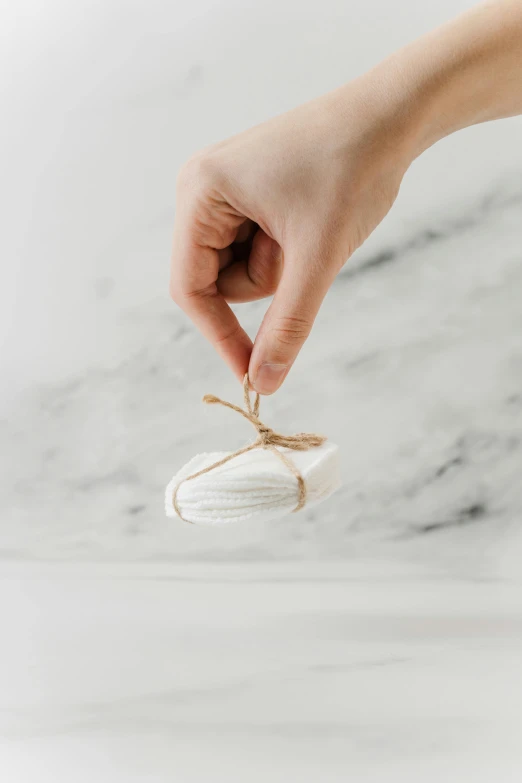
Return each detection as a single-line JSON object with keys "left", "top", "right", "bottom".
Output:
{"left": 252, "top": 363, "right": 287, "bottom": 395}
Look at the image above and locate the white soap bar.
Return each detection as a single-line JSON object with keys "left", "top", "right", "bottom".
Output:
{"left": 165, "top": 441, "right": 341, "bottom": 526}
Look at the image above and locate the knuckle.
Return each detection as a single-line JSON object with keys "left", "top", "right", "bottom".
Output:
{"left": 177, "top": 151, "right": 220, "bottom": 195}
{"left": 249, "top": 262, "right": 279, "bottom": 297}
{"left": 169, "top": 277, "right": 180, "bottom": 303}
{"left": 260, "top": 277, "right": 278, "bottom": 296}
{"left": 271, "top": 315, "right": 312, "bottom": 347}
{"left": 170, "top": 278, "right": 216, "bottom": 304}
{"left": 248, "top": 242, "right": 282, "bottom": 296}
{"left": 214, "top": 322, "right": 242, "bottom": 346}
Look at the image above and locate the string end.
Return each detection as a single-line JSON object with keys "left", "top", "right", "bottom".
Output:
{"left": 203, "top": 394, "right": 221, "bottom": 404}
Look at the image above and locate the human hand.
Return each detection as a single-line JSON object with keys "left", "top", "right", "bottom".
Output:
{"left": 170, "top": 0, "right": 522, "bottom": 395}
{"left": 170, "top": 75, "right": 412, "bottom": 394}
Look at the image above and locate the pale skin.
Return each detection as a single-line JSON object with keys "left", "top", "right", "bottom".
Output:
{"left": 170, "top": 0, "right": 522, "bottom": 395}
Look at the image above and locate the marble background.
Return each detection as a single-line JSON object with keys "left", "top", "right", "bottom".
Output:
{"left": 1, "top": 0, "right": 522, "bottom": 780}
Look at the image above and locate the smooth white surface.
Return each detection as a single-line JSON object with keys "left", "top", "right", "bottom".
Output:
{"left": 2, "top": 561, "right": 522, "bottom": 782}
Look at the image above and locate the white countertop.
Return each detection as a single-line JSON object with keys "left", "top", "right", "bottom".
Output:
{"left": 2, "top": 560, "right": 522, "bottom": 782}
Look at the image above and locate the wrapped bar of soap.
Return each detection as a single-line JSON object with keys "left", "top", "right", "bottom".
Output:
{"left": 165, "top": 441, "right": 340, "bottom": 525}
{"left": 165, "top": 376, "right": 341, "bottom": 526}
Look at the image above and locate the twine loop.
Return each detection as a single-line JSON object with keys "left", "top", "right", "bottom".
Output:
{"left": 172, "top": 375, "right": 326, "bottom": 523}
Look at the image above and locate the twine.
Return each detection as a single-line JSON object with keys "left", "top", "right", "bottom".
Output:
{"left": 172, "top": 374, "right": 326, "bottom": 523}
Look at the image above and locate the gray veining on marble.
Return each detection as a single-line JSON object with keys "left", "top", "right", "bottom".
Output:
{"left": 2, "top": 178, "right": 522, "bottom": 571}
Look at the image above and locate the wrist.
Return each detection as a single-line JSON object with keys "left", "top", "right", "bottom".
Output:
{"left": 323, "top": 67, "right": 426, "bottom": 181}
{"left": 317, "top": 0, "right": 522, "bottom": 195}
{"left": 373, "top": 0, "right": 522, "bottom": 161}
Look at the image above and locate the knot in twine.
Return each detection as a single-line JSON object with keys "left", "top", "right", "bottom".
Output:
{"left": 172, "top": 374, "right": 326, "bottom": 523}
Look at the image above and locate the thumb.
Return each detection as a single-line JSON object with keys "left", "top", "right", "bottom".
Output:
{"left": 248, "top": 247, "right": 333, "bottom": 395}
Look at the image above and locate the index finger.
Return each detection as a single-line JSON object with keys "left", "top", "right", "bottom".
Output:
{"left": 170, "top": 230, "right": 253, "bottom": 383}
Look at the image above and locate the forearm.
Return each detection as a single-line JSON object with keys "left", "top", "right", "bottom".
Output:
{"left": 390, "top": 0, "right": 522, "bottom": 158}
{"left": 328, "top": 0, "right": 522, "bottom": 168}
{"left": 171, "top": 0, "right": 522, "bottom": 394}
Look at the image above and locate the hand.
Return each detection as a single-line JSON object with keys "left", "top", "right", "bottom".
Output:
{"left": 170, "top": 0, "right": 522, "bottom": 395}
{"left": 170, "top": 76, "right": 412, "bottom": 394}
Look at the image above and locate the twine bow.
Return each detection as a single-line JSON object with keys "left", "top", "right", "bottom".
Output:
{"left": 172, "top": 374, "right": 326, "bottom": 523}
